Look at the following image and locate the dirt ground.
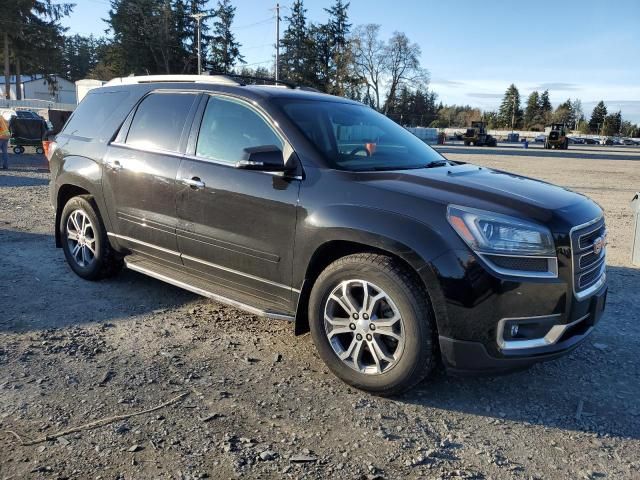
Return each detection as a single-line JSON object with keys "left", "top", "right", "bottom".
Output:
{"left": 1, "top": 145, "right": 639, "bottom": 480}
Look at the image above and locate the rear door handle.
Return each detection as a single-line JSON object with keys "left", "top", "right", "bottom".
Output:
{"left": 180, "top": 177, "right": 206, "bottom": 189}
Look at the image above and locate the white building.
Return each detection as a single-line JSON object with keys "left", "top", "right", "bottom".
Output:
{"left": 0, "top": 75, "right": 76, "bottom": 104}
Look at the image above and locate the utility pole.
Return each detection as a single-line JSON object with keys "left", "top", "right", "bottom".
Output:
{"left": 275, "top": 3, "right": 280, "bottom": 83}
{"left": 190, "top": 13, "right": 207, "bottom": 75}
{"left": 511, "top": 96, "right": 516, "bottom": 133}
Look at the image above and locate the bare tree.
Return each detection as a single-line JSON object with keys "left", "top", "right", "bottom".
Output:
{"left": 350, "top": 24, "right": 386, "bottom": 110}
{"left": 383, "top": 31, "right": 427, "bottom": 114}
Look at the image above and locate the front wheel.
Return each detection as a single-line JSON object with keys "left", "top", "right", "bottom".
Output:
{"left": 60, "top": 195, "right": 123, "bottom": 280}
{"left": 308, "top": 254, "right": 436, "bottom": 396}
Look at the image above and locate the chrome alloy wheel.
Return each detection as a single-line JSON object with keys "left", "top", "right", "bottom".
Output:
{"left": 324, "top": 279, "right": 405, "bottom": 375}
{"left": 66, "top": 209, "right": 96, "bottom": 268}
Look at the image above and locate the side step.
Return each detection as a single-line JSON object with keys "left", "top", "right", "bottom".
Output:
{"left": 124, "top": 257, "right": 295, "bottom": 322}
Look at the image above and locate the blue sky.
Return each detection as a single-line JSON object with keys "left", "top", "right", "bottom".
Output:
{"left": 62, "top": 0, "right": 640, "bottom": 122}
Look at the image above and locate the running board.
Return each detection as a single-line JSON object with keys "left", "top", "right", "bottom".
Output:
{"left": 124, "top": 258, "right": 294, "bottom": 322}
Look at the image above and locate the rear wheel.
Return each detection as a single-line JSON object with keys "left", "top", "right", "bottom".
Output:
{"left": 13, "top": 146, "right": 24, "bottom": 155}
{"left": 35, "top": 146, "right": 44, "bottom": 155}
{"left": 60, "top": 195, "right": 123, "bottom": 280}
{"left": 308, "top": 253, "right": 435, "bottom": 396}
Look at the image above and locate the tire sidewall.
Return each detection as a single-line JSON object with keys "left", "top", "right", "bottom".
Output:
{"left": 309, "top": 260, "right": 431, "bottom": 394}
{"left": 60, "top": 197, "right": 105, "bottom": 280}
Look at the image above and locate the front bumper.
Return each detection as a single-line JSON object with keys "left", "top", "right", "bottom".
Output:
{"left": 439, "top": 282, "right": 607, "bottom": 374}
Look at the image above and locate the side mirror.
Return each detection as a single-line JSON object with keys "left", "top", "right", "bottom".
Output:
{"left": 236, "top": 145, "right": 290, "bottom": 172}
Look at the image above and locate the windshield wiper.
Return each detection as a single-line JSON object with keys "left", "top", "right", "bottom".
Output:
{"left": 424, "top": 160, "right": 449, "bottom": 168}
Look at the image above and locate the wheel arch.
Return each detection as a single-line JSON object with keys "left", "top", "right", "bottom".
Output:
{"left": 293, "top": 238, "right": 447, "bottom": 341}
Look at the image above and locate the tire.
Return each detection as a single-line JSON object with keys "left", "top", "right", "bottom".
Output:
{"left": 36, "top": 146, "right": 44, "bottom": 155}
{"left": 308, "top": 253, "right": 435, "bottom": 396}
{"left": 13, "top": 146, "right": 24, "bottom": 155}
{"left": 59, "top": 195, "right": 123, "bottom": 280}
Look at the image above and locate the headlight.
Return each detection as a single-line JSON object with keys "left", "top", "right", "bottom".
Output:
{"left": 447, "top": 205, "right": 555, "bottom": 256}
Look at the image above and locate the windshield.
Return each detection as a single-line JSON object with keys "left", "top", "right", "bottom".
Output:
{"left": 278, "top": 99, "right": 449, "bottom": 171}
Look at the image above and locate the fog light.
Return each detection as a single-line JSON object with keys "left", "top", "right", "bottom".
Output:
{"left": 510, "top": 324, "right": 519, "bottom": 337}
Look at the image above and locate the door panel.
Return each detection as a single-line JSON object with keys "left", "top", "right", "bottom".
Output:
{"left": 102, "top": 91, "right": 199, "bottom": 265}
{"left": 176, "top": 95, "right": 299, "bottom": 312}
{"left": 103, "top": 145, "right": 182, "bottom": 265}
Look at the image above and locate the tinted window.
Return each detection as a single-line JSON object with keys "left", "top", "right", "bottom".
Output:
{"left": 279, "top": 100, "right": 448, "bottom": 171}
{"left": 63, "top": 91, "right": 128, "bottom": 138}
{"left": 126, "top": 93, "right": 197, "bottom": 152}
{"left": 196, "top": 96, "right": 283, "bottom": 163}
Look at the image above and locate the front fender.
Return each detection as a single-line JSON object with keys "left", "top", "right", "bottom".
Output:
{"left": 294, "top": 203, "right": 455, "bottom": 328}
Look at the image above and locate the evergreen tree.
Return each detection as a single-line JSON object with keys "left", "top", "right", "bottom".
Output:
{"left": 210, "top": 0, "right": 244, "bottom": 73}
{"left": 61, "top": 35, "right": 106, "bottom": 82}
{"left": 498, "top": 84, "right": 523, "bottom": 129}
{"left": 539, "top": 90, "right": 552, "bottom": 125}
{"left": 1, "top": 0, "right": 74, "bottom": 98}
{"left": 279, "top": 0, "right": 314, "bottom": 85}
{"left": 524, "top": 91, "right": 542, "bottom": 130}
{"left": 589, "top": 101, "right": 607, "bottom": 133}
{"left": 324, "top": 0, "right": 352, "bottom": 95}
{"left": 602, "top": 111, "right": 622, "bottom": 136}
{"left": 553, "top": 99, "right": 574, "bottom": 126}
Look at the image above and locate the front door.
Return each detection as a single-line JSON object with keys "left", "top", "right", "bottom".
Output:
{"left": 103, "top": 91, "right": 199, "bottom": 265}
{"left": 176, "top": 94, "right": 300, "bottom": 313}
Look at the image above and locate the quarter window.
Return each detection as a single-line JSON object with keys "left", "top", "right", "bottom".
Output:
{"left": 196, "top": 96, "right": 283, "bottom": 164}
{"left": 126, "top": 93, "right": 197, "bottom": 152}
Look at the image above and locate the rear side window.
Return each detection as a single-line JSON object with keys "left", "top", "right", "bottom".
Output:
{"left": 63, "top": 91, "right": 128, "bottom": 138}
{"left": 125, "top": 92, "right": 197, "bottom": 152}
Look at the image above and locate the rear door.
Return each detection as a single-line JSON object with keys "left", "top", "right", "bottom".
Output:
{"left": 103, "top": 91, "right": 200, "bottom": 265}
{"left": 175, "top": 94, "right": 300, "bottom": 312}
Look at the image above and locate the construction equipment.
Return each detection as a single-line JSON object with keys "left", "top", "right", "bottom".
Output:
{"left": 462, "top": 121, "right": 497, "bottom": 147}
{"left": 544, "top": 123, "right": 569, "bottom": 150}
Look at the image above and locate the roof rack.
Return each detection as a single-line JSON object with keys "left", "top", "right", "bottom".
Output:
{"left": 104, "top": 74, "right": 241, "bottom": 87}
{"left": 215, "top": 72, "right": 321, "bottom": 93}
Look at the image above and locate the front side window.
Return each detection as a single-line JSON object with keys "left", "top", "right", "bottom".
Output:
{"left": 126, "top": 92, "right": 197, "bottom": 152}
{"left": 196, "top": 96, "right": 283, "bottom": 164}
{"left": 279, "top": 99, "right": 448, "bottom": 171}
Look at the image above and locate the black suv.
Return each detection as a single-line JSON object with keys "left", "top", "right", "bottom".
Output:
{"left": 49, "top": 75, "right": 607, "bottom": 395}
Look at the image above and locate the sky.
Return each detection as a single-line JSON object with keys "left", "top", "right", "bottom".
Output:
{"left": 62, "top": 0, "right": 640, "bottom": 123}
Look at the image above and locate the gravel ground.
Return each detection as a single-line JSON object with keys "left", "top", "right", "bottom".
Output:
{"left": 1, "top": 146, "right": 639, "bottom": 480}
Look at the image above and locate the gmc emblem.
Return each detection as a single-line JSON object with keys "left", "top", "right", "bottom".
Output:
{"left": 593, "top": 236, "right": 604, "bottom": 255}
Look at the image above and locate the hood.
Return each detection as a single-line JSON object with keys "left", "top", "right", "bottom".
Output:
{"left": 351, "top": 163, "right": 601, "bottom": 229}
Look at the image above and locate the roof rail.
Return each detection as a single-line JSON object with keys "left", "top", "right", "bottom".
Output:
{"left": 104, "top": 74, "right": 240, "bottom": 87}
{"left": 215, "top": 72, "right": 321, "bottom": 93}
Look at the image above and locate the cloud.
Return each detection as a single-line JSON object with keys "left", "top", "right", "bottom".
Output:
{"left": 466, "top": 92, "right": 504, "bottom": 99}
{"left": 534, "top": 82, "right": 581, "bottom": 91}
{"left": 432, "top": 78, "right": 465, "bottom": 87}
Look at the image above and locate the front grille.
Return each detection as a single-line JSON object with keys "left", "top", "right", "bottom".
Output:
{"left": 571, "top": 217, "right": 606, "bottom": 295}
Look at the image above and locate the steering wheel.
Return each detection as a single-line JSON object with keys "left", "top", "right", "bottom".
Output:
{"left": 349, "top": 146, "right": 371, "bottom": 157}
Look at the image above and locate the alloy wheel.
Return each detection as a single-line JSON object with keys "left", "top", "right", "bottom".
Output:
{"left": 323, "top": 279, "right": 405, "bottom": 375}
{"left": 66, "top": 209, "right": 97, "bottom": 268}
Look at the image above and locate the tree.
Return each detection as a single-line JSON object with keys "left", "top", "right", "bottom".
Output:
{"left": 210, "top": 0, "right": 244, "bottom": 73}
{"left": 589, "top": 101, "right": 607, "bottom": 134}
{"left": 279, "top": 0, "right": 315, "bottom": 85}
{"left": 382, "top": 32, "right": 427, "bottom": 114}
{"left": 498, "top": 84, "right": 522, "bottom": 129}
{"left": 323, "top": 0, "right": 352, "bottom": 95}
{"left": 553, "top": 99, "right": 574, "bottom": 126}
{"left": 539, "top": 90, "right": 552, "bottom": 125}
{"left": 524, "top": 91, "right": 543, "bottom": 130}
{"left": 571, "top": 99, "right": 583, "bottom": 129}
{"left": 351, "top": 24, "right": 386, "bottom": 109}
{"left": 1, "top": 0, "right": 74, "bottom": 99}
{"left": 61, "top": 35, "right": 106, "bottom": 82}
{"left": 602, "top": 111, "right": 622, "bottom": 136}
{"left": 108, "top": 0, "right": 191, "bottom": 75}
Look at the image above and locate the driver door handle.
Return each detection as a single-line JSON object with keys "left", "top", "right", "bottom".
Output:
{"left": 180, "top": 177, "right": 206, "bottom": 190}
